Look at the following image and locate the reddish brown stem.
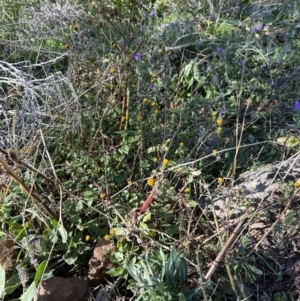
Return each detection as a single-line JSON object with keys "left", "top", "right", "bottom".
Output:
{"left": 139, "top": 189, "right": 157, "bottom": 214}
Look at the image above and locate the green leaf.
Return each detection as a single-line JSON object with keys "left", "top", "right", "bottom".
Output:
{"left": 106, "top": 266, "right": 124, "bottom": 277}
{"left": 188, "top": 200, "right": 198, "bottom": 208}
{"left": 58, "top": 224, "right": 68, "bottom": 243}
{"left": 248, "top": 264, "right": 262, "bottom": 275}
{"left": 234, "top": 263, "right": 243, "bottom": 274}
{"left": 0, "top": 264, "right": 5, "bottom": 298}
{"left": 142, "top": 212, "right": 151, "bottom": 223}
{"left": 34, "top": 261, "right": 47, "bottom": 286}
{"left": 20, "top": 281, "right": 36, "bottom": 301}
{"left": 5, "top": 273, "right": 21, "bottom": 294}
{"left": 284, "top": 210, "right": 294, "bottom": 225}
{"left": 277, "top": 136, "right": 300, "bottom": 148}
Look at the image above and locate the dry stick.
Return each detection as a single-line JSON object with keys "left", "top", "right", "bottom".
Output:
{"left": 252, "top": 197, "right": 292, "bottom": 252}
{"left": 0, "top": 149, "right": 55, "bottom": 187}
{"left": 0, "top": 157, "right": 58, "bottom": 221}
{"left": 204, "top": 208, "right": 253, "bottom": 280}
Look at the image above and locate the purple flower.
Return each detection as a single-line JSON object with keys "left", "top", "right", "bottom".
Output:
{"left": 239, "top": 60, "right": 245, "bottom": 68}
{"left": 30, "top": 238, "right": 42, "bottom": 246}
{"left": 282, "top": 20, "right": 287, "bottom": 25}
{"left": 294, "top": 100, "right": 300, "bottom": 111}
{"left": 149, "top": 10, "right": 155, "bottom": 17}
{"left": 252, "top": 27, "right": 257, "bottom": 33}
{"left": 258, "top": 24, "right": 264, "bottom": 30}
{"left": 133, "top": 53, "right": 141, "bottom": 60}
{"left": 217, "top": 46, "right": 223, "bottom": 54}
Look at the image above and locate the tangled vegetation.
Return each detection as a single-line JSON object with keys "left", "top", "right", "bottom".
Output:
{"left": 0, "top": 0, "right": 300, "bottom": 300}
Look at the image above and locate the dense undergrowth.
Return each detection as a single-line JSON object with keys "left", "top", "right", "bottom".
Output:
{"left": 0, "top": 0, "right": 300, "bottom": 300}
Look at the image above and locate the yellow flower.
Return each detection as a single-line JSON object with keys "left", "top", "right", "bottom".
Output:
{"left": 104, "top": 235, "right": 110, "bottom": 240}
{"left": 163, "top": 158, "right": 169, "bottom": 166}
{"left": 155, "top": 109, "right": 160, "bottom": 114}
{"left": 91, "top": 1, "right": 96, "bottom": 9}
{"left": 127, "top": 179, "right": 132, "bottom": 185}
{"left": 132, "top": 83, "right": 136, "bottom": 88}
{"left": 216, "top": 118, "right": 223, "bottom": 125}
{"left": 147, "top": 178, "right": 155, "bottom": 186}
{"left": 158, "top": 49, "right": 164, "bottom": 55}
{"left": 151, "top": 78, "right": 156, "bottom": 83}
{"left": 110, "top": 229, "right": 115, "bottom": 235}
{"left": 212, "top": 149, "right": 218, "bottom": 155}
{"left": 179, "top": 142, "right": 184, "bottom": 147}
{"left": 151, "top": 101, "right": 156, "bottom": 107}
{"left": 137, "top": 115, "right": 142, "bottom": 121}
{"left": 121, "top": 115, "right": 126, "bottom": 122}
{"left": 212, "top": 111, "right": 218, "bottom": 118}
{"left": 64, "top": 43, "right": 69, "bottom": 49}
{"left": 85, "top": 235, "right": 91, "bottom": 241}
{"left": 112, "top": 43, "right": 116, "bottom": 48}
{"left": 184, "top": 187, "right": 190, "bottom": 193}
{"left": 216, "top": 127, "right": 222, "bottom": 136}
{"left": 152, "top": 73, "right": 157, "bottom": 78}
{"left": 217, "top": 177, "right": 223, "bottom": 184}
{"left": 110, "top": 67, "right": 116, "bottom": 74}
{"left": 143, "top": 98, "right": 148, "bottom": 102}
{"left": 294, "top": 181, "right": 300, "bottom": 188}
{"left": 100, "top": 193, "right": 106, "bottom": 199}
{"left": 153, "top": 157, "right": 158, "bottom": 162}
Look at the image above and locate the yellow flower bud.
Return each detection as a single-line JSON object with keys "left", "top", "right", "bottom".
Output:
{"left": 163, "top": 158, "right": 169, "bottom": 166}
{"left": 147, "top": 178, "right": 155, "bottom": 186}
{"left": 216, "top": 118, "right": 223, "bottom": 125}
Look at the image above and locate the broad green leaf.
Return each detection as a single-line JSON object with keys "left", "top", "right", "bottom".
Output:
{"left": 248, "top": 264, "right": 262, "bottom": 275}
{"left": 142, "top": 212, "right": 151, "bottom": 223}
{"left": 20, "top": 281, "right": 36, "bottom": 301}
{"left": 188, "top": 200, "right": 198, "bottom": 208}
{"left": 106, "top": 266, "right": 124, "bottom": 277}
{"left": 58, "top": 224, "right": 68, "bottom": 243}
{"left": 0, "top": 264, "right": 5, "bottom": 298}
{"left": 5, "top": 273, "right": 21, "bottom": 294}
{"left": 34, "top": 261, "right": 47, "bottom": 286}
{"left": 277, "top": 136, "right": 299, "bottom": 148}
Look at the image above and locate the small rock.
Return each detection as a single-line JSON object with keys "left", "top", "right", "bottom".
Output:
{"left": 88, "top": 238, "right": 115, "bottom": 285}
{"left": 34, "top": 276, "right": 89, "bottom": 301}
